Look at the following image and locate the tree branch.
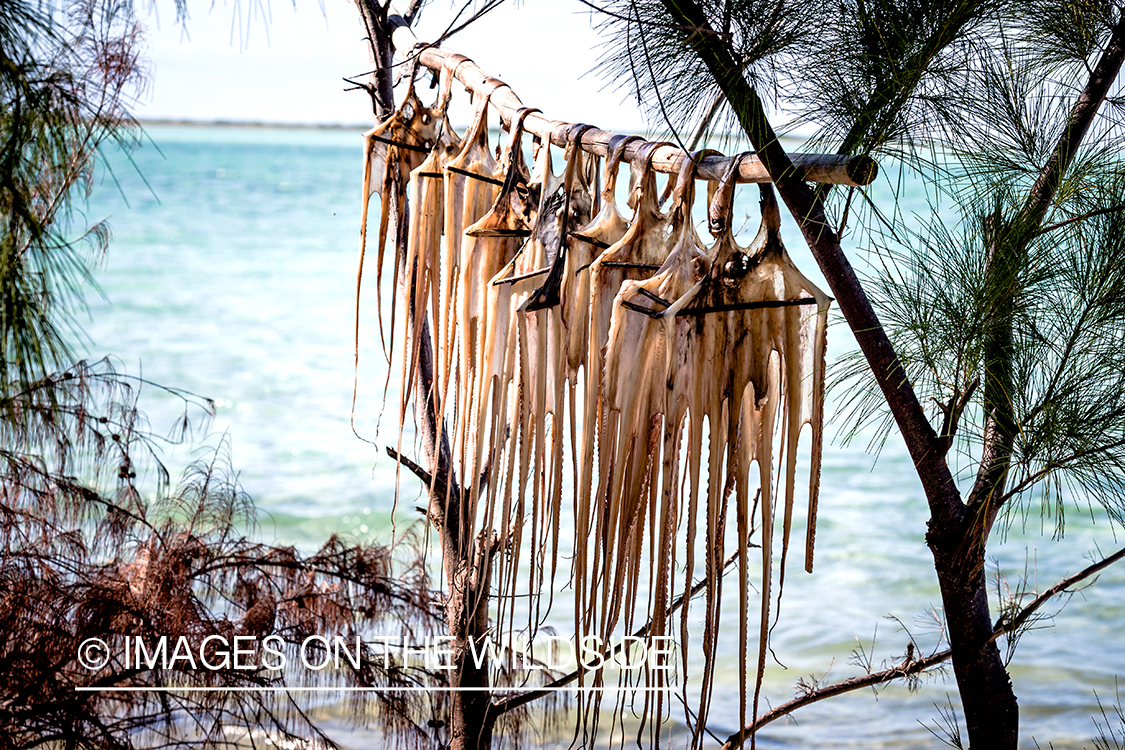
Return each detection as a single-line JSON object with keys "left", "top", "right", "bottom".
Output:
{"left": 386, "top": 446, "right": 450, "bottom": 522}
{"left": 720, "top": 648, "right": 951, "bottom": 750}
{"left": 491, "top": 546, "right": 748, "bottom": 716}
{"left": 380, "top": 8, "right": 875, "bottom": 186}
{"left": 656, "top": 0, "right": 963, "bottom": 531}
{"left": 719, "top": 544, "right": 1125, "bottom": 749}
{"left": 404, "top": 0, "right": 425, "bottom": 25}
{"left": 1035, "top": 203, "right": 1125, "bottom": 237}
{"left": 968, "top": 6, "right": 1125, "bottom": 523}
{"left": 991, "top": 545, "right": 1125, "bottom": 643}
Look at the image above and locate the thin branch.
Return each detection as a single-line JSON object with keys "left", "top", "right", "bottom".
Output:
{"left": 720, "top": 649, "right": 952, "bottom": 750}
{"left": 386, "top": 446, "right": 449, "bottom": 524}
{"left": 994, "top": 428, "right": 1125, "bottom": 509}
{"left": 1035, "top": 203, "right": 1125, "bottom": 236}
{"left": 687, "top": 89, "right": 726, "bottom": 150}
{"left": 491, "top": 546, "right": 749, "bottom": 715}
{"left": 991, "top": 545, "right": 1125, "bottom": 643}
{"left": 719, "top": 544, "right": 1125, "bottom": 749}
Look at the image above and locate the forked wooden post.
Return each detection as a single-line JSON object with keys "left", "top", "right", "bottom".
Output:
{"left": 382, "top": 9, "right": 877, "bottom": 187}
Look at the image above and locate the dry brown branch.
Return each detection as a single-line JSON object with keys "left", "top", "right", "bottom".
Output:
{"left": 989, "top": 546, "right": 1125, "bottom": 644}
{"left": 386, "top": 445, "right": 450, "bottom": 513}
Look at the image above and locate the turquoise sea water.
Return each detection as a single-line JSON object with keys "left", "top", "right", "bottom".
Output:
{"left": 79, "top": 124, "right": 1125, "bottom": 748}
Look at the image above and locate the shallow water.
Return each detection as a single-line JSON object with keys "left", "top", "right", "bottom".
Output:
{"left": 78, "top": 123, "right": 1125, "bottom": 748}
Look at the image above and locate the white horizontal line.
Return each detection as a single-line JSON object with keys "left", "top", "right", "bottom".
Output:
{"left": 75, "top": 686, "right": 672, "bottom": 693}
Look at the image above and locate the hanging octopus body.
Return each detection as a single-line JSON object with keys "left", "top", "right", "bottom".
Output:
{"left": 400, "top": 74, "right": 462, "bottom": 431}
{"left": 437, "top": 92, "right": 503, "bottom": 436}
{"left": 475, "top": 124, "right": 604, "bottom": 635}
{"left": 599, "top": 152, "right": 712, "bottom": 635}
{"left": 456, "top": 112, "right": 539, "bottom": 586}
{"left": 359, "top": 83, "right": 442, "bottom": 357}
{"left": 564, "top": 134, "right": 637, "bottom": 380}
{"left": 573, "top": 142, "right": 678, "bottom": 643}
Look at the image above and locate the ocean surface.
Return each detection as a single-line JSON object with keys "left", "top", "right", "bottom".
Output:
{"left": 78, "top": 123, "right": 1125, "bottom": 748}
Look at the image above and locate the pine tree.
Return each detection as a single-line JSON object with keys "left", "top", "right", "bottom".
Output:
{"left": 590, "top": 0, "right": 1125, "bottom": 746}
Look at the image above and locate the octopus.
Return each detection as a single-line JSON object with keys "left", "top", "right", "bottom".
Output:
{"left": 574, "top": 141, "right": 678, "bottom": 640}
{"left": 399, "top": 64, "right": 463, "bottom": 445}
{"left": 358, "top": 78, "right": 442, "bottom": 358}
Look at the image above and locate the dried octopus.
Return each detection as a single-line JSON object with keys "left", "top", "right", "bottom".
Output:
{"left": 596, "top": 153, "right": 829, "bottom": 734}
{"left": 359, "top": 76, "right": 442, "bottom": 358}
{"left": 473, "top": 121, "right": 599, "bottom": 634}
{"left": 399, "top": 62, "right": 462, "bottom": 436}
{"left": 358, "top": 77, "right": 830, "bottom": 738}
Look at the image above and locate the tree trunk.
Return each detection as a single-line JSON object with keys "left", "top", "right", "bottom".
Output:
{"left": 447, "top": 533, "right": 496, "bottom": 750}
{"left": 654, "top": 1, "right": 1020, "bottom": 745}
{"left": 930, "top": 526, "right": 1019, "bottom": 745}
{"left": 355, "top": 3, "right": 496, "bottom": 748}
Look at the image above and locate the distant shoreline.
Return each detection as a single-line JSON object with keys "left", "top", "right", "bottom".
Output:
{"left": 135, "top": 119, "right": 813, "bottom": 151}
{"left": 138, "top": 118, "right": 371, "bottom": 131}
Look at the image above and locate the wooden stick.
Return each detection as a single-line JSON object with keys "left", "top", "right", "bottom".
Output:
{"left": 383, "top": 11, "right": 877, "bottom": 187}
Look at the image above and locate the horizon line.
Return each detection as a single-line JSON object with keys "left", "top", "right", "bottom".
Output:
{"left": 76, "top": 685, "right": 673, "bottom": 693}
{"left": 134, "top": 118, "right": 808, "bottom": 145}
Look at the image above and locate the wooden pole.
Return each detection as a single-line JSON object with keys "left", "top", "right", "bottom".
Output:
{"left": 382, "top": 10, "right": 877, "bottom": 187}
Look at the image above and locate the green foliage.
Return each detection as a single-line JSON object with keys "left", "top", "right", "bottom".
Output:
{"left": 0, "top": 0, "right": 146, "bottom": 399}
{"left": 845, "top": 24, "right": 1125, "bottom": 524}
{"left": 594, "top": 0, "right": 1009, "bottom": 157}
{"left": 594, "top": 0, "right": 820, "bottom": 142}
{"left": 1013, "top": 0, "right": 1120, "bottom": 69}
{"left": 793, "top": 0, "right": 1002, "bottom": 158}
{"left": 844, "top": 168, "right": 1125, "bottom": 525}
{"left": 595, "top": 1, "right": 1125, "bottom": 527}
{"left": 0, "top": 7, "right": 454, "bottom": 747}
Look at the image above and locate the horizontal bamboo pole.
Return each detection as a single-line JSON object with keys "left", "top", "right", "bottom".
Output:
{"left": 384, "top": 10, "right": 876, "bottom": 186}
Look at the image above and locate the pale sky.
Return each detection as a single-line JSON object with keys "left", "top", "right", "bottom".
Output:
{"left": 136, "top": 1, "right": 651, "bottom": 132}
